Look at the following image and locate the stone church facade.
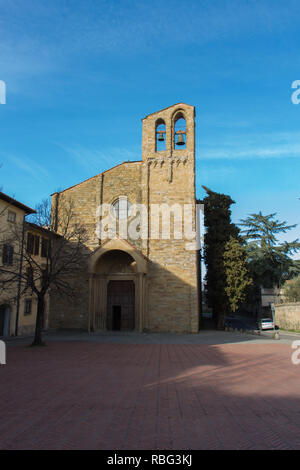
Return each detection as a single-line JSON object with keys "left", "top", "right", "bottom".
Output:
{"left": 49, "top": 103, "right": 200, "bottom": 333}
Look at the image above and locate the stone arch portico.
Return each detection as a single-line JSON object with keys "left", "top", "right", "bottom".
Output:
{"left": 88, "top": 239, "right": 147, "bottom": 332}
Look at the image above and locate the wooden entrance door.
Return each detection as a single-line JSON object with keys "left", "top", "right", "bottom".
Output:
{"left": 107, "top": 280, "right": 135, "bottom": 330}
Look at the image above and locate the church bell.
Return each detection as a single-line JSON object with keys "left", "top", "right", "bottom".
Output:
{"left": 158, "top": 131, "right": 165, "bottom": 142}
{"left": 176, "top": 133, "right": 185, "bottom": 146}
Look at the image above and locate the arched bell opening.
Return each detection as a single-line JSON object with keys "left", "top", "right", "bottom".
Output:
{"left": 155, "top": 118, "right": 166, "bottom": 152}
{"left": 173, "top": 112, "right": 187, "bottom": 149}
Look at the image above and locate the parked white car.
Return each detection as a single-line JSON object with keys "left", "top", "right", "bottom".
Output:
{"left": 259, "top": 318, "right": 275, "bottom": 330}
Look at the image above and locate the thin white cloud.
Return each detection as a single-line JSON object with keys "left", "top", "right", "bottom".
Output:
{"left": 55, "top": 142, "right": 140, "bottom": 174}
{"left": 0, "top": 152, "right": 49, "bottom": 182}
{"left": 198, "top": 131, "right": 300, "bottom": 160}
{"left": 196, "top": 164, "right": 237, "bottom": 180}
{"left": 199, "top": 145, "right": 300, "bottom": 160}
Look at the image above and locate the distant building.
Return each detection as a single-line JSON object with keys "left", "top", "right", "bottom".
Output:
{"left": 260, "top": 286, "right": 284, "bottom": 317}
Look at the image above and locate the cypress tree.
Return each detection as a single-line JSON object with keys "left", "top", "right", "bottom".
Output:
{"left": 224, "top": 236, "right": 253, "bottom": 313}
{"left": 202, "top": 186, "right": 239, "bottom": 329}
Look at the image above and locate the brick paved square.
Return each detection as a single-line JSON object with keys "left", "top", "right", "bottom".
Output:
{"left": 1, "top": 334, "right": 300, "bottom": 450}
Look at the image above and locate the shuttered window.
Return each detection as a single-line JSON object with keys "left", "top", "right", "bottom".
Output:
{"left": 7, "top": 210, "right": 16, "bottom": 223}
{"left": 24, "top": 300, "right": 32, "bottom": 316}
{"left": 2, "top": 244, "right": 14, "bottom": 265}
{"left": 27, "top": 233, "right": 34, "bottom": 254}
{"left": 41, "top": 238, "right": 50, "bottom": 258}
{"left": 34, "top": 235, "right": 40, "bottom": 256}
{"left": 26, "top": 267, "right": 33, "bottom": 287}
{"left": 27, "top": 233, "right": 41, "bottom": 256}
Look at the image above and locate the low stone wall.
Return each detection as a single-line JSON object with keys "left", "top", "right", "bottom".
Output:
{"left": 274, "top": 302, "right": 300, "bottom": 331}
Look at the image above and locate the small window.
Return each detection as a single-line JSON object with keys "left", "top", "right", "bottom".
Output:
{"left": 41, "top": 238, "right": 50, "bottom": 258}
{"left": 34, "top": 235, "right": 40, "bottom": 256}
{"left": 41, "top": 269, "right": 47, "bottom": 284}
{"left": 111, "top": 197, "right": 133, "bottom": 220}
{"left": 26, "top": 233, "right": 34, "bottom": 254}
{"left": 7, "top": 211, "right": 16, "bottom": 223}
{"left": 24, "top": 299, "right": 32, "bottom": 316}
{"left": 2, "top": 244, "right": 14, "bottom": 265}
{"left": 26, "top": 267, "right": 33, "bottom": 288}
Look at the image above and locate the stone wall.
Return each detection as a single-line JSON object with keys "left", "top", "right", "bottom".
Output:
{"left": 50, "top": 162, "right": 143, "bottom": 330}
{"left": 274, "top": 302, "right": 300, "bottom": 331}
{"left": 51, "top": 161, "right": 142, "bottom": 252}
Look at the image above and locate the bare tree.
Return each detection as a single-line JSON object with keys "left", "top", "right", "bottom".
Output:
{"left": 0, "top": 196, "right": 90, "bottom": 346}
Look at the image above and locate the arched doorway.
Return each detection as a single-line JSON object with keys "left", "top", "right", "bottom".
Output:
{"left": 88, "top": 238, "right": 147, "bottom": 332}
{"left": 107, "top": 280, "right": 135, "bottom": 331}
{"left": 0, "top": 305, "right": 10, "bottom": 337}
{"left": 94, "top": 249, "right": 138, "bottom": 331}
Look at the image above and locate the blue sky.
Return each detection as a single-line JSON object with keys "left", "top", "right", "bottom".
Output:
{"left": 1, "top": 0, "right": 300, "bottom": 247}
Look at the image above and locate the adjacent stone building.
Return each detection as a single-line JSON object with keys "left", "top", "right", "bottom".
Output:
{"left": 0, "top": 192, "right": 51, "bottom": 336}
{"left": 50, "top": 103, "right": 200, "bottom": 333}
